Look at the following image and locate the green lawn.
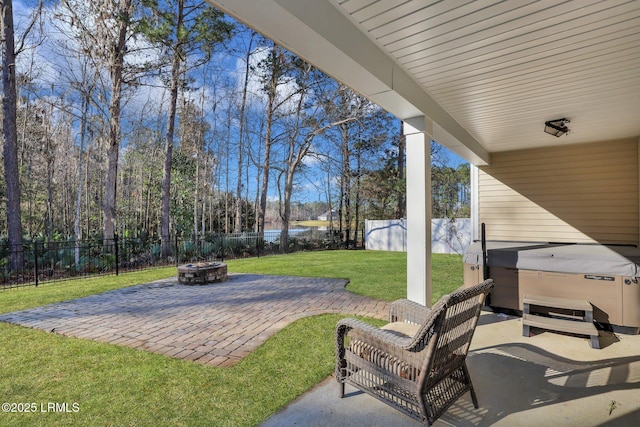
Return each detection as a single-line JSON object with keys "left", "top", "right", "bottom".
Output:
{"left": 0, "top": 267, "right": 178, "bottom": 315}
{"left": 227, "top": 251, "right": 462, "bottom": 302}
{"left": 0, "top": 251, "right": 463, "bottom": 426}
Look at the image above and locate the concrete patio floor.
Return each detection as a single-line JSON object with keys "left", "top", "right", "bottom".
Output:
{"left": 262, "top": 311, "right": 640, "bottom": 427}
{"left": 1, "top": 274, "right": 639, "bottom": 426}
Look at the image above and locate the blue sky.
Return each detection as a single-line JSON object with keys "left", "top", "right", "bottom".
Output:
{"left": 13, "top": 0, "right": 469, "bottom": 205}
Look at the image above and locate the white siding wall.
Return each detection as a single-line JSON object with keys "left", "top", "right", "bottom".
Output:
{"left": 478, "top": 138, "right": 639, "bottom": 245}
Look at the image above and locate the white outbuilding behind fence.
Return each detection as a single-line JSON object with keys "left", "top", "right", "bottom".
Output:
{"left": 364, "top": 218, "right": 471, "bottom": 254}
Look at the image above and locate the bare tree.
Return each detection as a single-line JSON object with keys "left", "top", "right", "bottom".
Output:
{"left": 256, "top": 43, "right": 278, "bottom": 234}
{"left": 234, "top": 32, "right": 254, "bottom": 233}
{"left": 74, "top": 60, "right": 95, "bottom": 265}
{"left": 275, "top": 65, "right": 358, "bottom": 252}
{"left": 254, "top": 41, "right": 295, "bottom": 234}
{"left": 339, "top": 120, "right": 350, "bottom": 246}
{"left": 1, "top": 0, "right": 42, "bottom": 270}
{"left": 103, "top": 0, "right": 134, "bottom": 241}
{"left": 318, "top": 85, "right": 383, "bottom": 246}
{"left": 57, "top": 0, "right": 137, "bottom": 241}
{"left": 138, "top": 0, "right": 232, "bottom": 253}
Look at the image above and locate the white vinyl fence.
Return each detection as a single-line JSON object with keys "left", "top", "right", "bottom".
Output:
{"left": 364, "top": 218, "right": 471, "bottom": 254}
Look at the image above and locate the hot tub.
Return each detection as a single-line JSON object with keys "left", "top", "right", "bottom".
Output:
{"left": 463, "top": 241, "right": 640, "bottom": 333}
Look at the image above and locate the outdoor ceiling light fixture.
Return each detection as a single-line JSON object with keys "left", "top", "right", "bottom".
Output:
{"left": 544, "top": 118, "right": 570, "bottom": 137}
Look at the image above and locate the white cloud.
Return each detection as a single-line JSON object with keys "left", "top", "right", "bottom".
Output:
{"left": 234, "top": 45, "right": 303, "bottom": 115}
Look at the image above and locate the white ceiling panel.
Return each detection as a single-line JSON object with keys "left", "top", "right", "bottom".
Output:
{"left": 209, "top": 0, "right": 640, "bottom": 162}
{"left": 335, "top": 0, "right": 640, "bottom": 153}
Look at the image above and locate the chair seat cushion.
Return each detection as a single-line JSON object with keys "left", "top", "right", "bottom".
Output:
{"left": 381, "top": 321, "right": 420, "bottom": 338}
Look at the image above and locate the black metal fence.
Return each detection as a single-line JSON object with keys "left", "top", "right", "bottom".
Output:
{"left": 1, "top": 229, "right": 344, "bottom": 289}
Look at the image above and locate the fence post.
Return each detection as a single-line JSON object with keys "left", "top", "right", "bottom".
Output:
{"left": 221, "top": 235, "right": 225, "bottom": 262}
{"left": 34, "top": 241, "right": 39, "bottom": 287}
{"left": 114, "top": 234, "right": 119, "bottom": 276}
{"left": 175, "top": 235, "right": 179, "bottom": 266}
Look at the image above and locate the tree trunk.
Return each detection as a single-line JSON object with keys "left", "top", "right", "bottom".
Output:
{"left": 44, "top": 105, "right": 55, "bottom": 241}
{"left": 257, "top": 43, "right": 278, "bottom": 234}
{"left": 103, "top": 0, "right": 132, "bottom": 242}
{"left": 278, "top": 79, "right": 307, "bottom": 253}
{"left": 75, "top": 89, "right": 89, "bottom": 267}
{"left": 258, "top": 121, "right": 273, "bottom": 233}
{"left": 161, "top": 0, "right": 184, "bottom": 256}
{"left": 278, "top": 134, "right": 314, "bottom": 253}
{"left": 253, "top": 135, "right": 262, "bottom": 233}
{"left": 278, "top": 133, "right": 311, "bottom": 253}
{"left": 354, "top": 140, "right": 362, "bottom": 247}
{"left": 234, "top": 35, "right": 253, "bottom": 233}
{"left": 341, "top": 120, "right": 351, "bottom": 247}
{"left": 193, "top": 152, "right": 199, "bottom": 241}
{"left": 85, "top": 147, "right": 90, "bottom": 238}
{"left": 1, "top": 0, "right": 24, "bottom": 271}
{"left": 280, "top": 173, "right": 293, "bottom": 253}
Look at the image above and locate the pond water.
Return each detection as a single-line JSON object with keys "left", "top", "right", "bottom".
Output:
{"left": 263, "top": 228, "right": 312, "bottom": 243}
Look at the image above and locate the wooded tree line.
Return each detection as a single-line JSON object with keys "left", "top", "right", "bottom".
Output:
{"left": 0, "top": 0, "right": 469, "bottom": 269}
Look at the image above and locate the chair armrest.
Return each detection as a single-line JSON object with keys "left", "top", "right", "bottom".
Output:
{"left": 336, "top": 317, "right": 412, "bottom": 356}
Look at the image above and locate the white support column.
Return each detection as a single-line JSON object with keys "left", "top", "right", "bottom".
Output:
{"left": 404, "top": 117, "right": 432, "bottom": 307}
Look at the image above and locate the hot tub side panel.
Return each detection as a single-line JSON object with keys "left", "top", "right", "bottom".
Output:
{"left": 519, "top": 271, "right": 623, "bottom": 326}
{"left": 463, "top": 264, "right": 632, "bottom": 327}
{"left": 463, "top": 264, "right": 522, "bottom": 312}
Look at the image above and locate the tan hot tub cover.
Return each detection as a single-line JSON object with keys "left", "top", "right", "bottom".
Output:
{"left": 463, "top": 241, "right": 640, "bottom": 332}
{"left": 463, "top": 241, "right": 640, "bottom": 278}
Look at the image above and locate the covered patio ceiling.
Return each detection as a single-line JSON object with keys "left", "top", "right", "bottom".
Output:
{"left": 207, "top": 0, "right": 640, "bottom": 166}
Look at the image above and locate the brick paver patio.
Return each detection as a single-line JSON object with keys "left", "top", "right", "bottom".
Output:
{"left": 0, "top": 274, "right": 390, "bottom": 367}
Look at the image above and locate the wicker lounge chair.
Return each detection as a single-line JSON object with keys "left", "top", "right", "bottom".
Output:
{"left": 335, "top": 279, "right": 494, "bottom": 425}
